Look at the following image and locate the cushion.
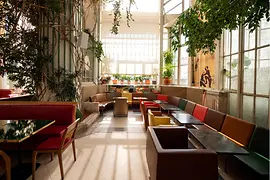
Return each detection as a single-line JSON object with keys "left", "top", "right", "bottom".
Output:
{"left": 36, "top": 125, "right": 67, "bottom": 137}
{"left": 168, "top": 96, "right": 181, "bottom": 107}
{"left": 144, "top": 93, "right": 157, "bottom": 101}
{"left": 204, "top": 109, "right": 226, "bottom": 131}
{"left": 192, "top": 104, "right": 208, "bottom": 122}
{"left": 157, "top": 94, "right": 168, "bottom": 101}
{"left": 83, "top": 102, "right": 99, "bottom": 113}
{"left": 95, "top": 93, "right": 107, "bottom": 102}
{"left": 185, "top": 101, "right": 196, "bottom": 114}
{"left": 249, "top": 126, "right": 269, "bottom": 159}
{"left": 179, "top": 99, "right": 187, "bottom": 110}
{"left": 36, "top": 137, "right": 72, "bottom": 150}
{"left": 221, "top": 115, "right": 256, "bottom": 146}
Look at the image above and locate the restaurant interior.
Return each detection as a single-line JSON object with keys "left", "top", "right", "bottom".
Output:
{"left": 0, "top": 0, "right": 269, "bottom": 180}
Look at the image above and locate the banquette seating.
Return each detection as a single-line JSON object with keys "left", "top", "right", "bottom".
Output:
{"left": 0, "top": 101, "right": 77, "bottom": 149}
{"left": 140, "top": 94, "right": 269, "bottom": 179}
{"left": 0, "top": 89, "right": 12, "bottom": 98}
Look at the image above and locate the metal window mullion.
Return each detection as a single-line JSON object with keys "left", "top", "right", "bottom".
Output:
{"left": 237, "top": 25, "right": 244, "bottom": 118}
{"left": 229, "top": 31, "right": 232, "bottom": 90}
{"left": 253, "top": 29, "right": 258, "bottom": 124}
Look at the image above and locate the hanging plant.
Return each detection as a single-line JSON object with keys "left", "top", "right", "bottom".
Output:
{"left": 170, "top": 0, "right": 269, "bottom": 57}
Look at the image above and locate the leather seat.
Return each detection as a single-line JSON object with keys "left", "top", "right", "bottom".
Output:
{"left": 178, "top": 98, "right": 187, "bottom": 110}
{"left": 221, "top": 115, "right": 256, "bottom": 146}
{"left": 184, "top": 101, "right": 196, "bottom": 114}
{"left": 204, "top": 109, "right": 226, "bottom": 131}
{"left": 148, "top": 110, "right": 171, "bottom": 126}
{"left": 168, "top": 96, "right": 181, "bottom": 107}
{"left": 192, "top": 104, "right": 208, "bottom": 122}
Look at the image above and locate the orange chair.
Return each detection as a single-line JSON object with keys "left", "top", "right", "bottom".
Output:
{"left": 193, "top": 104, "right": 208, "bottom": 122}
{"left": 32, "top": 119, "right": 79, "bottom": 180}
{"left": 0, "top": 150, "right": 11, "bottom": 180}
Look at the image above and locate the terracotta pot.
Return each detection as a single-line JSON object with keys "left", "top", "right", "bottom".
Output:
{"left": 112, "top": 79, "right": 118, "bottom": 84}
{"left": 120, "top": 80, "right": 124, "bottom": 84}
{"left": 145, "top": 80, "right": 150, "bottom": 84}
{"left": 163, "top": 77, "right": 172, "bottom": 85}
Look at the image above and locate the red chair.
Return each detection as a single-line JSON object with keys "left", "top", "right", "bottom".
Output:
{"left": 193, "top": 104, "right": 208, "bottom": 122}
{"left": 32, "top": 119, "right": 79, "bottom": 180}
{"left": 157, "top": 94, "right": 168, "bottom": 101}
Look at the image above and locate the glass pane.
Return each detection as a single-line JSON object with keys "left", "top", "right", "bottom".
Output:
{"left": 127, "top": 64, "right": 135, "bottom": 74}
{"left": 258, "top": 18, "right": 270, "bottom": 47}
{"left": 180, "top": 65, "right": 188, "bottom": 86}
{"left": 255, "top": 97, "right": 269, "bottom": 128}
{"left": 244, "top": 28, "right": 255, "bottom": 50}
{"left": 229, "top": 93, "right": 237, "bottom": 117}
{"left": 223, "top": 56, "right": 230, "bottom": 89}
{"left": 243, "top": 51, "right": 255, "bottom": 93}
{"left": 119, "top": 64, "right": 126, "bottom": 74}
{"left": 243, "top": 96, "right": 254, "bottom": 123}
{"left": 231, "top": 29, "right": 239, "bottom": 54}
{"left": 224, "top": 30, "right": 230, "bottom": 55}
{"left": 256, "top": 47, "right": 270, "bottom": 95}
{"left": 184, "top": 0, "right": 190, "bottom": 10}
{"left": 231, "top": 54, "right": 238, "bottom": 90}
{"left": 164, "top": 0, "right": 182, "bottom": 14}
{"left": 180, "top": 46, "right": 188, "bottom": 65}
{"left": 135, "top": 64, "right": 142, "bottom": 74}
{"left": 145, "top": 64, "right": 152, "bottom": 75}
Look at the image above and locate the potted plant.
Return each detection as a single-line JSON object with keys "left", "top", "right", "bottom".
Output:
{"left": 126, "top": 76, "right": 132, "bottom": 84}
{"left": 134, "top": 76, "right": 140, "bottom": 84}
{"left": 163, "top": 50, "right": 175, "bottom": 85}
{"left": 112, "top": 73, "right": 120, "bottom": 84}
{"left": 144, "top": 76, "right": 151, "bottom": 84}
{"left": 119, "top": 75, "right": 125, "bottom": 84}
{"left": 138, "top": 76, "right": 143, "bottom": 84}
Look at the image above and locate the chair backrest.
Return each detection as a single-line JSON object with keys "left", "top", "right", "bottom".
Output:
{"left": 184, "top": 101, "right": 196, "bottom": 114}
{"left": 221, "top": 115, "right": 256, "bottom": 147}
{"left": 60, "top": 119, "right": 79, "bottom": 149}
{"left": 91, "top": 93, "right": 107, "bottom": 102}
{"left": 204, "top": 109, "right": 226, "bottom": 131}
{"left": 179, "top": 98, "right": 187, "bottom": 110}
{"left": 122, "top": 92, "right": 132, "bottom": 103}
{"left": 192, "top": 104, "right": 208, "bottom": 122}
{"left": 168, "top": 96, "right": 181, "bottom": 107}
{"left": 148, "top": 110, "right": 155, "bottom": 126}
{"left": 249, "top": 126, "right": 269, "bottom": 159}
{"left": 157, "top": 94, "right": 168, "bottom": 101}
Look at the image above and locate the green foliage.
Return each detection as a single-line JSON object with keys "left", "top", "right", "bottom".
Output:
{"left": 170, "top": 0, "right": 269, "bottom": 57}
{"left": 112, "top": 73, "right": 120, "bottom": 79}
{"left": 85, "top": 29, "right": 104, "bottom": 62}
{"left": 162, "top": 50, "right": 175, "bottom": 78}
{"left": 110, "top": 0, "right": 136, "bottom": 34}
{"left": 47, "top": 68, "right": 78, "bottom": 101}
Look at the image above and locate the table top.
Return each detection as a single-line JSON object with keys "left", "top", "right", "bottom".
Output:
{"left": 171, "top": 113, "right": 204, "bottom": 125}
{"left": 188, "top": 127, "right": 249, "bottom": 155}
{"left": 159, "top": 103, "right": 180, "bottom": 111}
{"left": 113, "top": 97, "right": 128, "bottom": 100}
{"left": 0, "top": 120, "right": 55, "bottom": 143}
{"left": 153, "top": 100, "right": 168, "bottom": 104}
{"left": 133, "top": 97, "right": 148, "bottom": 100}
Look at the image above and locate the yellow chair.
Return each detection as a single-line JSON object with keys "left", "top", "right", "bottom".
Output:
{"left": 122, "top": 91, "right": 132, "bottom": 105}
{"left": 148, "top": 109, "right": 173, "bottom": 126}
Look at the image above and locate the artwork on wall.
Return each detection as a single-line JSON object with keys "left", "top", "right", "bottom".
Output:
{"left": 200, "top": 66, "right": 212, "bottom": 88}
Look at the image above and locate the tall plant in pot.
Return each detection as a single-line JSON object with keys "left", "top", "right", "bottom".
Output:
{"left": 163, "top": 51, "right": 175, "bottom": 85}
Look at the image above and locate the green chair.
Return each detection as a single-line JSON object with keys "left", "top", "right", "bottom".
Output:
{"left": 179, "top": 98, "right": 187, "bottom": 110}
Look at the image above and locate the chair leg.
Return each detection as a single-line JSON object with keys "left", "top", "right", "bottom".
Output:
{"left": 32, "top": 151, "right": 38, "bottom": 180}
{"left": 57, "top": 152, "right": 64, "bottom": 180}
{"left": 51, "top": 153, "right": 54, "bottom": 161}
{"left": 5, "top": 158, "right": 11, "bottom": 180}
{"left": 72, "top": 141, "right": 76, "bottom": 161}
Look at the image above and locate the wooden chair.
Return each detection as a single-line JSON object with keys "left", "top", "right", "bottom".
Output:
{"left": 32, "top": 119, "right": 79, "bottom": 180}
{"left": 0, "top": 150, "right": 11, "bottom": 180}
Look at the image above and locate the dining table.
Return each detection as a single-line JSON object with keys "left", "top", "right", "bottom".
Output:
{"left": 0, "top": 119, "right": 55, "bottom": 179}
{"left": 159, "top": 103, "right": 180, "bottom": 114}
{"left": 171, "top": 113, "right": 204, "bottom": 126}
